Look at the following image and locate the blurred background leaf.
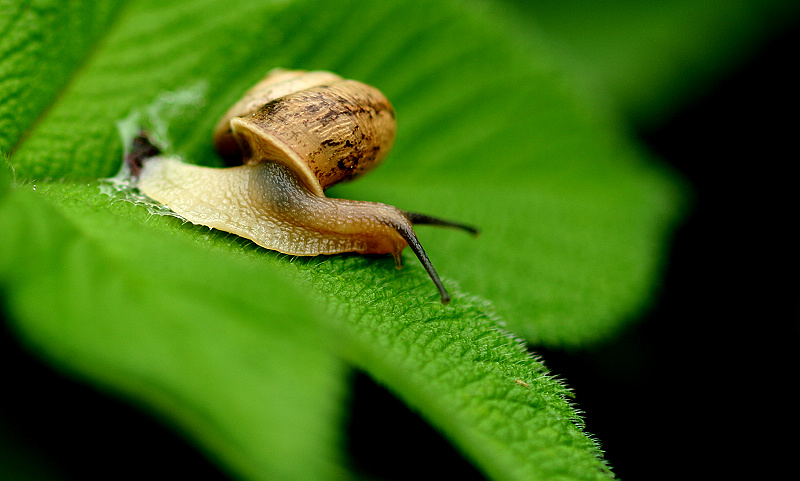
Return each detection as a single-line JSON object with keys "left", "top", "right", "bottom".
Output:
{"left": 501, "top": 0, "right": 800, "bottom": 127}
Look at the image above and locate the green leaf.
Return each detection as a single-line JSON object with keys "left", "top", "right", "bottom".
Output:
{"left": 0, "top": 1, "right": 123, "bottom": 156}
{"left": 7, "top": 0, "right": 685, "bottom": 347}
{"left": 293, "top": 254, "right": 615, "bottom": 480}
{"left": 0, "top": 183, "right": 349, "bottom": 481}
{"left": 0, "top": 0, "right": 700, "bottom": 479}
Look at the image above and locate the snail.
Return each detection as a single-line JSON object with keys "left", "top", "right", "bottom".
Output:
{"left": 129, "top": 69, "right": 477, "bottom": 304}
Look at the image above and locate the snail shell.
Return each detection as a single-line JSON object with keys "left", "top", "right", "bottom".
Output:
{"left": 131, "top": 69, "right": 476, "bottom": 304}
{"left": 213, "top": 69, "right": 396, "bottom": 197}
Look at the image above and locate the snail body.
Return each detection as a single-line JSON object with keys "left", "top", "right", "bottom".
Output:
{"left": 132, "top": 69, "right": 476, "bottom": 304}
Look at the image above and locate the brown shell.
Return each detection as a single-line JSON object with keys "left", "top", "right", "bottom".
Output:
{"left": 213, "top": 69, "right": 396, "bottom": 197}
{"left": 213, "top": 69, "right": 342, "bottom": 158}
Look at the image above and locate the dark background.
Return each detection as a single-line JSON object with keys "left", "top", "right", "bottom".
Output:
{"left": 2, "top": 24, "right": 796, "bottom": 481}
